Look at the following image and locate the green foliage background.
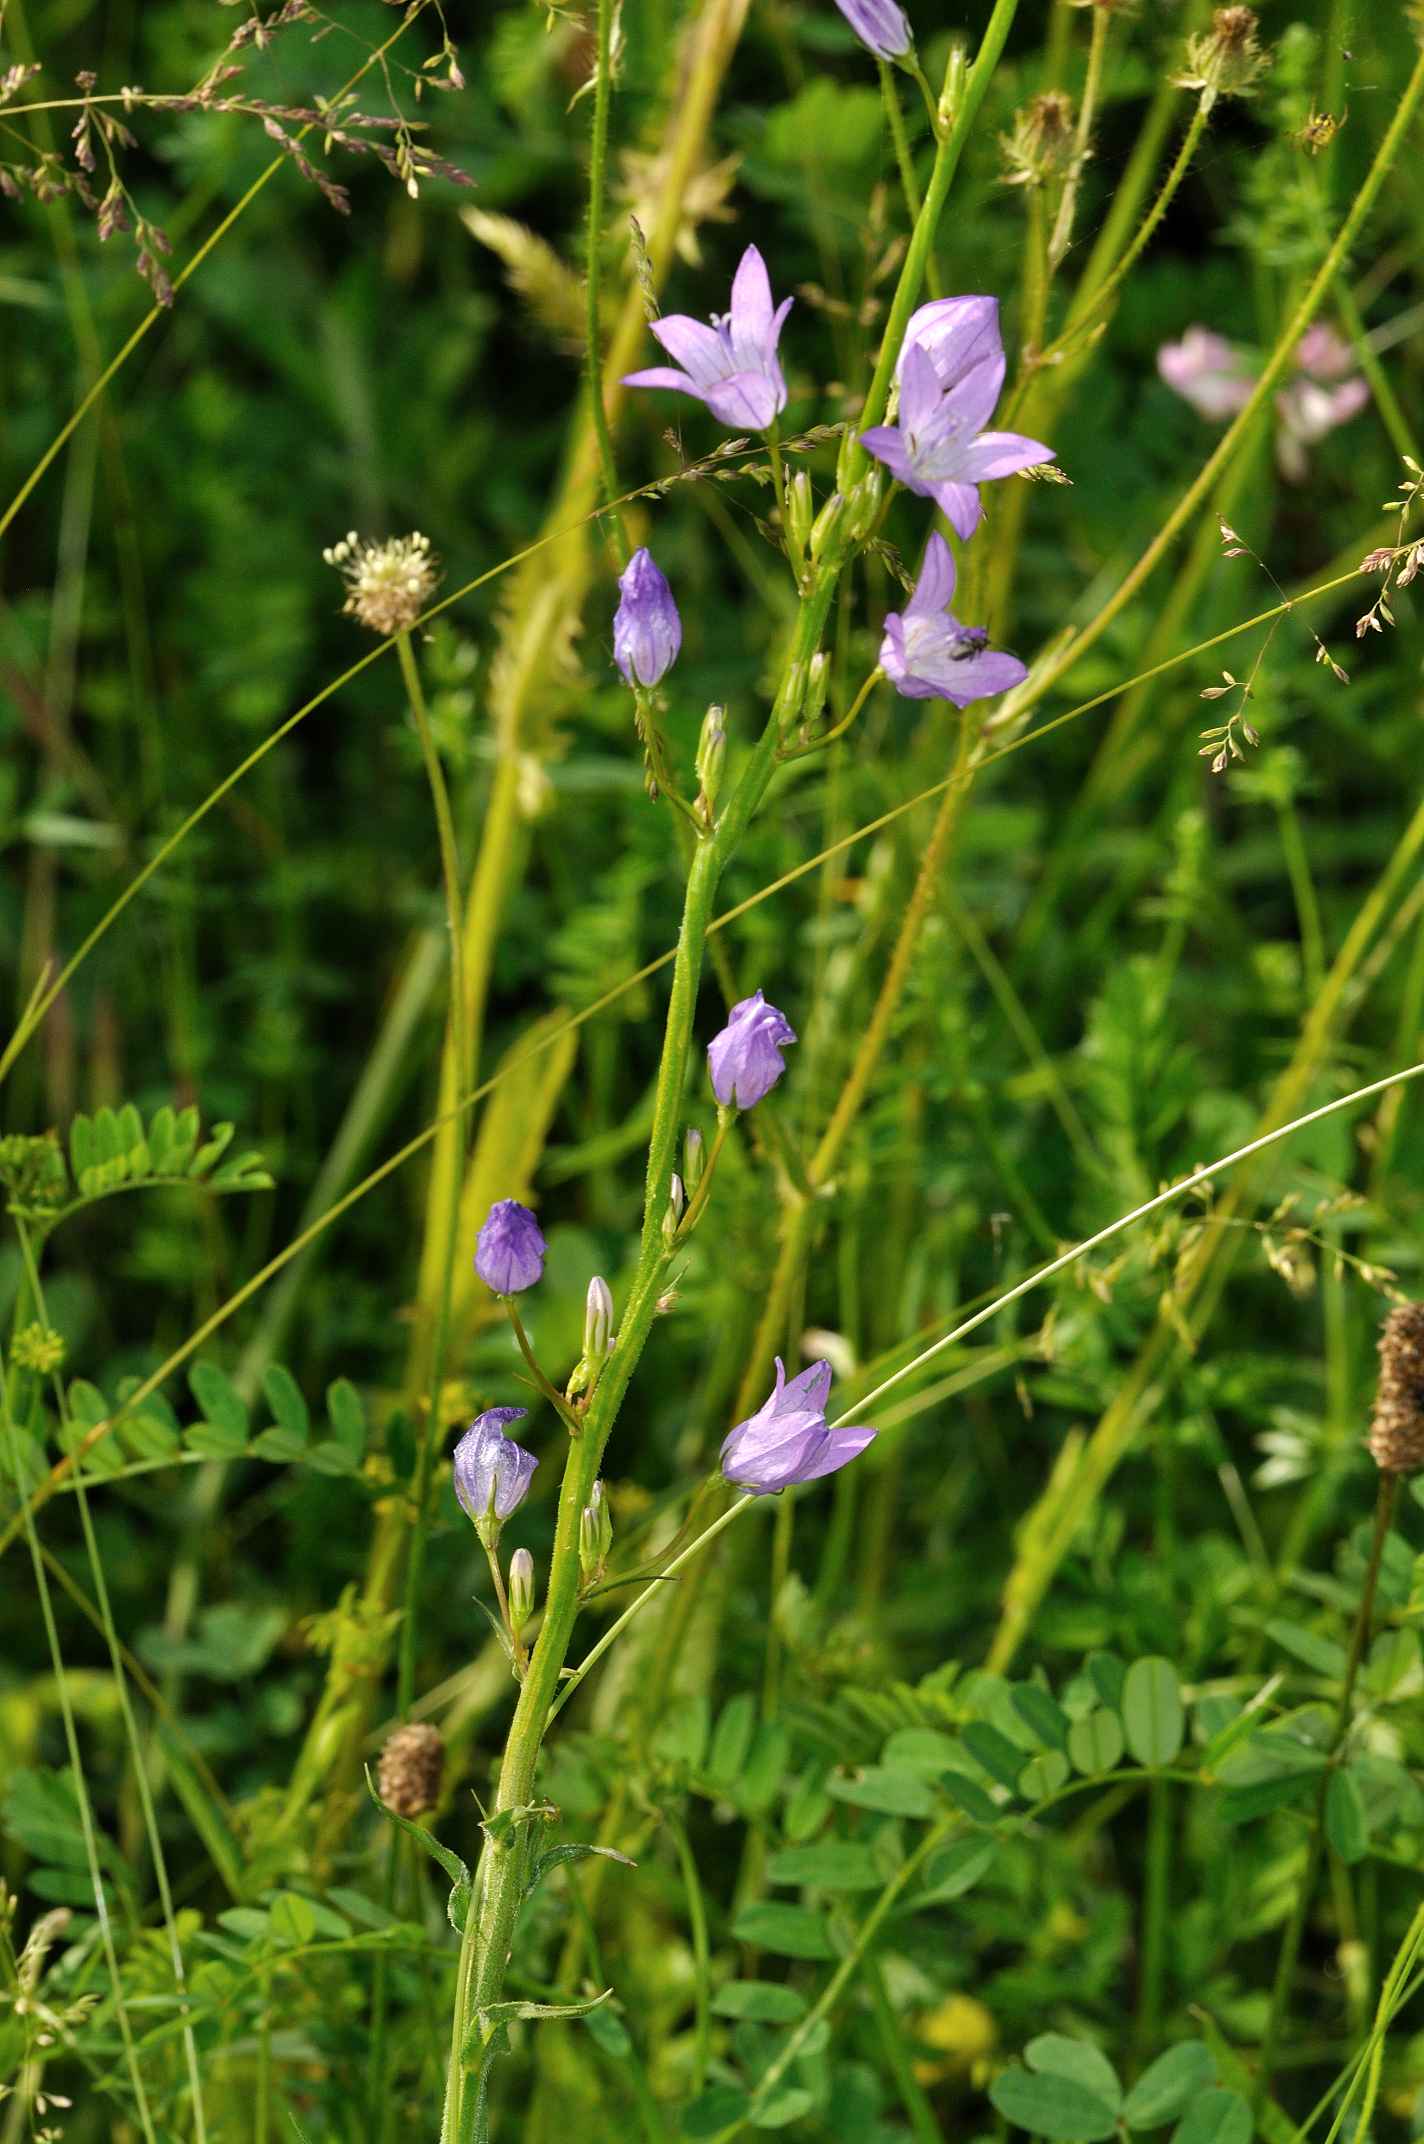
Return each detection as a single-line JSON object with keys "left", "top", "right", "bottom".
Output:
{"left": 2, "top": 0, "right": 1424, "bottom": 2138}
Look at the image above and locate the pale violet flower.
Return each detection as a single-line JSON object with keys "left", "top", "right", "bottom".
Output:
{"left": 623, "top": 245, "right": 792, "bottom": 432}
{"left": 880, "top": 533, "right": 1027, "bottom": 705}
{"left": 1156, "top": 327, "right": 1255, "bottom": 420}
{"left": 834, "top": 0, "right": 913, "bottom": 61}
{"left": 453, "top": 1409, "right": 538, "bottom": 1547}
{"left": 861, "top": 337, "right": 1053, "bottom": 540}
{"left": 613, "top": 548, "right": 681, "bottom": 688}
{"left": 721, "top": 1358, "right": 876, "bottom": 1495}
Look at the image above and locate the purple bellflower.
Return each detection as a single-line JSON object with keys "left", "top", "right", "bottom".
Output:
{"left": 880, "top": 534, "right": 1027, "bottom": 706}
{"left": 623, "top": 245, "right": 792, "bottom": 433}
{"left": 862, "top": 340, "right": 1053, "bottom": 541}
{"left": 895, "top": 295, "right": 1005, "bottom": 398}
{"left": 453, "top": 1409, "right": 538, "bottom": 1545}
{"left": 834, "top": 0, "right": 913, "bottom": 60}
{"left": 613, "top": 547, "right": 681, "bottom": 688}
{"left": 708, "top": 991, "right": 796, "bottom": 1109}
{"left": 721, "top": 1358, "right": 876, "bottom": 1495}
{"left": 474, "top": 1199, "right": 546, "bottom": 1295}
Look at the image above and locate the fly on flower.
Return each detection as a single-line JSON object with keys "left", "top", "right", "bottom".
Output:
{"left": 880, "top": 535, "right": 1027, "bottom": 705}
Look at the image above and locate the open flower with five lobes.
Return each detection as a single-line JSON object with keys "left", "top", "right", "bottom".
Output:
{"left": 623, "top": 245, "right": 792, "bottom": 432}
{"left": 880, "top": 534, "right": 1027, "bottom": 706}
{"left": 861, "top": 337, "right": 1053, "bottom": 540}
{"left": 721, "top": 1358, "right": 877, "bottom": 1495}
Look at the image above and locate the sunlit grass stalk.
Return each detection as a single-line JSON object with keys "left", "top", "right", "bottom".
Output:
{"left": 1047, "top": 0, "right": 1111, "bottom": 271}
{"left": 989, "top": 789, "right": 1424, "bottom": 1670}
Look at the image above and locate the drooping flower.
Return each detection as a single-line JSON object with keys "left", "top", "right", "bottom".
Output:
{"left": 880, "top": 534, "right": 1028, "bottom": 705}
{"left": 1156, "top": 327, "right": 1255, "bottom": 419}
{"left": 452, "top": 1409, "right": 538, "bottom": 1545}
{"left": 833, "top": 0, "right": 914, "bottom": 61}
{"left": 623, "top": 245, "right": 792, "bottom": 432}
{"left": 861, "top": 340, "right": 1053, "bottom": 540}
{"left": 474, "top": 1199, "right": 546, "bottom": 1294}
{"left": 708, "top": 991, "right": 797, "bottom": 1109}
{"left": 613, "top": 548, "right": 682, "bottom": 688}
{"left": 1157, "top": 320, "right": 1369, "bottom": 481}
{"left": 721, "top": 1358, "right": 876, "bottom": 1495}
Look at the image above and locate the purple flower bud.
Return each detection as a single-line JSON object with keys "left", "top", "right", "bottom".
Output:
{"left": 834, "top": 0, "right": 914, "bottom": 61}
{"left": 707, "top": 991, "right": 797, "bottom": 1109}
{"left": 613, "top": 547, "right": 682, "bottom": 688}
{"left": 452, "top": 1408, "right": 538, "bottom": 1545}
{"left": 721, "top": 1358, "right": 876, "bottom": 1495}
{"left": 474, "top": 1199, "right": 546, "bottom": 1294}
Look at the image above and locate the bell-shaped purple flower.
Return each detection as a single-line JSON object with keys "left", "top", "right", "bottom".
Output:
{"left": 474, "top": 1199, "right": 546, "bottom": 1295}
{"left": 834, "top": 0, "right": 913, "bottom": 60}
{"left": 861, "top": 337, "right": 1053, "bottom": 540}
{"left": 880, "top": 534, "right": 1026, "bottom": 706}
{"left": 896, "top": 295, "right": 1005, "bottom": 399}
{"left": 721, "top": 1358, "right": 876, "bottom": 1496}
{"left": 453, "top": 1408, "right": 538, "bottom": 1545}
{"left": 707, "top": 991, "right": 796, "bottom": 1109}
{"left": 613, "top": 547, "right": 681, "bottom": 688}
{"left": 623, "top": 245, "right": 792, "bottom": 433}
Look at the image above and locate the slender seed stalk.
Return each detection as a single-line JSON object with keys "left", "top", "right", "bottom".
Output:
{"left": 1047, "top": 2, "right": 1110, "bottom": 271}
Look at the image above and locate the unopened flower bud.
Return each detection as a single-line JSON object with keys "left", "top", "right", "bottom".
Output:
{"left": 1368, "top": 1304, "right": 1424, "bottom": 1474}
{"left": 809, "top": 490, "right": 848, "bottom": 564}
{"left": 845, "top": 467, "right": 884, "bottom": 543}
{"left": 1177, "top": 6, "right": 1267, "bottom": 101}
{"left": 377, "top": 1722, "right": 445, "bottom": 1818}
{"left": 786, "top": 469, "right": 814, "bottom": 557}
{"left": 695, "top": 704, "right": 727, "bottom": 816}
{"left": 661, "top": 1173, "right": 685, "bottom": 1247}
{"left": 584, "top": 1275, "right": 614, "bottom": 1365}
{"left": 613, "top": 547, "right": 682, "bottom": 689}
{"left": 1002, "top": 91, "right": 1076, "bottom": 188}
{"left": 684, "top": 1127, "right": 706, "bottom": 1194}
{"left": 507, "top": 1547, "right": 536, "bottom": 1632}
{"left": 804, "top": 651, "right": 830, "bottom": 730}
{"left": 579, "top": 1479, "right": 613, "bottom": 1583}
{"left": 833, "top": 0, "right": 913, "bottom": 62}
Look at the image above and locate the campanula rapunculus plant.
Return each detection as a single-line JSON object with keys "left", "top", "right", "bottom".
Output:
{"left": 452, "top": 1410, "right": 538, "bottom": 1546}
{"left": 474, "top": 1198, "right": 546, "bottom": 1294}
{"left": 612, "top": 548, "right": 682, "bottom": 688}
{"left": 833, "top": 0, "right": 914, "bottom": 61}
{"left": 707, "top": 991, "right": 796, "bottom": 1108}
{"left": 624, "top": 244, "right": 792, "bottom": 432}
{"left": 721, "top": 1358, "right": 877, "bottom": 1494}
{"left": 880, "top": 534, "right": 1028, "bottom": 704}
{"left": 862, "top": 309, "right": 1052, "bottom": 538}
